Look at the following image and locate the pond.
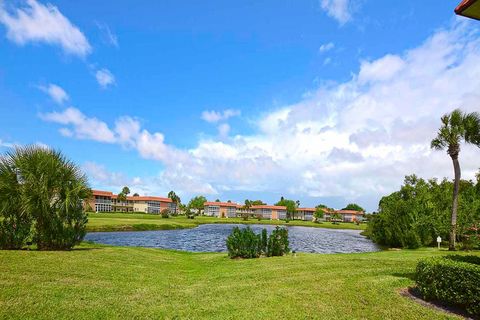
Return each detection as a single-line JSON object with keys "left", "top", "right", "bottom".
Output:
{"left": 85, "top": 224, "right": 379, "bottom": 254}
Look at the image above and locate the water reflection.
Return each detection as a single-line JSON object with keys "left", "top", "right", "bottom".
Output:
{"left": 85, "top": 224, "right": 379, "bottom": 254}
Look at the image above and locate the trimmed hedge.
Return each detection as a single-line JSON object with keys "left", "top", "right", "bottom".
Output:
{"left": 415, "top": 255, "right": 480, "bottom": 317}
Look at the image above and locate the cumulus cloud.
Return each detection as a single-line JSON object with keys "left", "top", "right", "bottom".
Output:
{"left": 201, "top": 109, "right": 241, "bottom": 123}
{"left": 95, "top": 68, "right": 115, "bottom": 88}
{"left": 358, "top": 54, "right": 406, "bottom": 84}
{"left": 38, "top": 83, "right": 69, "bottom": 104}
{"left": 0, "top": 0, "right": 91, "bottom": 57}
{"left": 39, "top": 107, "right": 116, "bottom": 142}
{"left": 320, "top": 0, "right": 353, "bottom": 25}
{"left": 42, "top": 21, "right": 480, "bottom": 210}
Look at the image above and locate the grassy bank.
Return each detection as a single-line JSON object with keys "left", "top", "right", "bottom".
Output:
{"left": 1, "top": 245, "right": 477, "bottom": 319}
{"left": 86, "top": 212, "right": 366, "bottom": 232}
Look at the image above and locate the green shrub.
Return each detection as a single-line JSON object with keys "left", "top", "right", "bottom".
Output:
{"left": 415, "top": 256, "right": 480, "bottom": 317}
{"left": 160, "top": 209, "right": 170, "bottom": 218}
{"left": 226, "top": 227, "right": 260, "bottom": 259}
{"left": 0, "top": 146, "right": 90, "bottom": 250}
{"left": 260, "top": 228, "right": 268, "bottom": 254}
{"left": 226, "top": 226, "right": 290, "bottom": 259}
{"left": 266, "top": 226, "right": 290, "bottom": 257}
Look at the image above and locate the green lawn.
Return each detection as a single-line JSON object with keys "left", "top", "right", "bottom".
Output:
{"left": 87, "top": 212, "right": 366, "bottom": 232}
{"left": 0, "top": 245, "right": 477, "bottom": 319}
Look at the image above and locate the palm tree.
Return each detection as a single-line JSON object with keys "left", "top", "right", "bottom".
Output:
{"left": 431, "top": 109, "right": 480, "bottom": 250}
{"left": 168, "top": 190, "right": 181, "bottom": 214}
{"left": 0, "top": 146, "right": 91, "bottom": 250}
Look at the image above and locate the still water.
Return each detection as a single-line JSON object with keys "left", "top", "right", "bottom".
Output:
{"left": 85, "top": 224, "right": 379, "bottom": 254}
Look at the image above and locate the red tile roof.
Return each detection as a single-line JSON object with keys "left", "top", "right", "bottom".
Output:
{"left": 296, "top": 207, "right": 316, "bottom": 212}
{"left": 251, "top": 205, "right": 287, "bottom": 210}
{"left": 335, "top": 210, "right": 364, "bottom": 215}
{"left": 455, "top": 0, "right": 480, "bottom": 20}
{"left": 204, "top": 201, "right": 239, "bottom": 207}
{"left": 91, "top": 190, "right": 171, "bottom": 202}
{"left": 92, "top": 190, "right": 113, "bottom": 197}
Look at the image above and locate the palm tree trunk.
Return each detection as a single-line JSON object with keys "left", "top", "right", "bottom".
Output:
{"left": 450, "top": 155, "right": 461, "bottom": 251}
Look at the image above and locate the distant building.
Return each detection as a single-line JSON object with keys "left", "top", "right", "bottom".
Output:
{"left": 87, "top": 190, "right": 176, "bottom": 214}
{"left": 250, "top": 205, "right": 287, "bottom": 220}
{"left": 204, "top": 201, "right": 238, "bottom": 218}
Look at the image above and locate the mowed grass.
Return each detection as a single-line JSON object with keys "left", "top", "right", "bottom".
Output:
{"left": 87, "top": 212, "right": 366, "bottom": 232}
{"left": 1, "top": 245, "right": 477, "bottom": 319}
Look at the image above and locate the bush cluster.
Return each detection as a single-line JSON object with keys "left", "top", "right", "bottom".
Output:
{"left": 226, "top": 226, "right": 290, "bottom": 259}
{"left": 415, "top": 255, "right": 480, "bottom": 317}
{"left": 160, "top": 209, "right": 170, "bottom": 218}
{"left": 0, "top": 146, "right": 90, "bottom": 250}
{"left": 367, "top": 174, "right": 480, "bottom": 249}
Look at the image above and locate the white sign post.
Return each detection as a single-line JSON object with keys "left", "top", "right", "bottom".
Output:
{"left": 437, "top": 236, "right": 441, "bottom": 249}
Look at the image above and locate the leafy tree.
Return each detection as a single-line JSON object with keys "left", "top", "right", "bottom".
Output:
{"left": 313, "top": 207, "right": 325, "bottom": 223}
{"left": 215, "top": 199, "right": 220, "bottom": 202}
{"left": 132, "top": 193, "right": 139, "bottom": 197}
{"left": 367, "top": 174, "right": 480, "bottom": 249}
{"left": 188, "top": 196, "right": 207, "bottom": 215}
{"left": 330, "top": 212, "right": 342, "bottom": 224}
{"left": 244, "top": 199, "right": 265, "bottom": 206}
{"left": 342, "top": 203, "right": 365, "bottom": 212}
{"left": 431, "top": 109, "right": 480, "bottom": 250}
{"left": 0, "top": 146, "right": 91, "bottom": 250}
{"left": 275, "top": 197, "right": 297, "bottom": 220}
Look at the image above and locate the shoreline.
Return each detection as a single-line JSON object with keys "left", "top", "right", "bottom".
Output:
{"left": 86, "top": 212, "right": 367, "bottom": 233}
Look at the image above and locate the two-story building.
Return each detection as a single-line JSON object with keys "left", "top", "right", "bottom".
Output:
{"left": 204, "top": 201, "right": 239, "bottom": 218}
{"left": 87, "top": 190, "right": 175, "bottom": 214}
{"left": 250, "top": 205, "right": 287, "bottom": 220}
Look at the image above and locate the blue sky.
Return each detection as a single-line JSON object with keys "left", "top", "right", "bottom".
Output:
{"left": 1, "top": 0, "right": 480, "bottom": 211}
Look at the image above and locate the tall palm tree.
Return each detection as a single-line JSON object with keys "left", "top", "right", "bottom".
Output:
{"left": 431, "top": 109, "right": 480, "bottom": 250}
{"left": 168, "top": 191, "right": 181, "bottom": 214}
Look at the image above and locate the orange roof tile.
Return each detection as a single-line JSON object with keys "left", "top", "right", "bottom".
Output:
{"left": 204, "top": 201, "right": 239, "bottom": 207}
{"left": 335, "top": 210, "right": 364, "bottom": 215}
{"left": 92, "top": 190, "right": 113, "bottom": 197}
{"left": 251, "top": 205, "right": 287, "bottom": 210}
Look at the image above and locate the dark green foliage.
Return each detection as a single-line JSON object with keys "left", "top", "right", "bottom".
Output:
{"left": 367, "top": 174, "right": 480, "bottom": 248}
{"left": 275, "top": 197, "right": 297, "bottom": 219}
{"left": 266, "top": 226, "right": 290, "bottom": 257}
{"left": 342, "top": 203, "right": 365, "bottom": 212}
{"left": 0, "top": 157, "right": 32, "bottom": 249}
{"left": 226, "top": 227, "right": 261, "bottom": 258}
{"left": 260, "top": 228, "right": 268, "bottom": 253}
{"left": 188, "top": 196, "right": 207, "bottom": 215}
{"left": 0, "top": 146, "right": 90, "bottom": 250}
{"left": 160, "top": 209, "right": 170, "bottom": 218}
{"left": 226, "top": 226, "right": 290, "bottom": 259}
{"left": 415, "top": 256, "right": 480, "bottom": 316}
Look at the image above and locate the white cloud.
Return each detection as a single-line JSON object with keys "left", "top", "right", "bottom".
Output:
{"left": 82, "top": 161, "right": 150, "bottom": 194}
{"left": 201, "top": 109, "right": 241, "bottom": 123}
{"left": 96, "top": 22, "right": 118, "bottom": 47}
{"left": 38, "top": 83, "right": 69, "bottom": 104}
{"left": 358, "top": 54, "right": 406, "bottom": 84}
{"left": 39, "top": 107, "right": 116, "bottom": 143}
{"left": 0, "top": 0, "right": 91, "bottom": 57}
{"left": 95, "top": 68, "right": 115, "bottom": 88}
{"left": 319, "top": 42, "right": 334, "bottom": 53}
{"left": 42, "top": 21, "right": 480, "bottom": 210}
{"left": 320, "top": 0, "right": 353, "bottom": 25}
{"left": 218, "top": 123, "right": 230, "bottom": 137}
